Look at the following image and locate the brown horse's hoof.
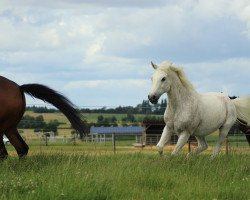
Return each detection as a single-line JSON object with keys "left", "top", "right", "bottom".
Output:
{"left": 0, "top": 155, "right": 8, "bottom": 160}
{"left": 18, "top": 153, "right": 28, "bottom": 160}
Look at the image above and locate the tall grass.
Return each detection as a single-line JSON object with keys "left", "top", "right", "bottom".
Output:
{"left": 0, "top": 153, "right": 249, "bottom": 200}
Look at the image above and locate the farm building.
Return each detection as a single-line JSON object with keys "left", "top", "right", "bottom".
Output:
{"left": 90, "top": 122, "right": 199, "bottom": 146}
{"left": 144, "top": 120, "right": 250, "bottom": 146}
{"left": 143, "top": 121, "right": 196, "bottom": 145}
{"left": 90, "top": 126, "right": 145, "bottom": 144}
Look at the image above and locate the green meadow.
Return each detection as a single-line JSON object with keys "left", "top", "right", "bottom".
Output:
{"left": 0, "top": 146, "right": 249, "bottom": 200}
{"left": 6, "top": 111, "right": 248, "bottom": 200}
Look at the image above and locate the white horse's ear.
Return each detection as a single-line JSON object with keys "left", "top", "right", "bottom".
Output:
{"left": 151, "top": 61, "right": 158, "bottom": 70}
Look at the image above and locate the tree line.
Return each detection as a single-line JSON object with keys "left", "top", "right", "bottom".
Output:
{"left": 26, "top": 106, "right": 58, "bottom": 113}
{"left": 18, "top": 115, "right": 63, "bottom": 134}
{"left": 89, "top": 113, "right": 163, "bottom": 127}
{"left": 26, "top": 99, "right": 167, "bottom": 115}
{"left": 80, "top": 99, "right": 167, "bottom": 114}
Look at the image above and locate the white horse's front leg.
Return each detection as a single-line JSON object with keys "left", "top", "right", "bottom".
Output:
{"left": 156, "top": 126, "right": 172, "bottom": 156}
{"left": 171, "top": 132, "right": 190, "bottom": 156}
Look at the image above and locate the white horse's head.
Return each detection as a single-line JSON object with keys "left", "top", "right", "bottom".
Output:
{"left": 148, "top": 61, "right": 172, "bottom": 104}
{"left": 148, "top": 61, "right": 195, "bottom": 104}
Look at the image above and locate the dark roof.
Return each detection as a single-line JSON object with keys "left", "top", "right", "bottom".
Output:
{"left": 90, "top": 126, "right": 144, "bottom": 135}
{"left": 143, "top": 120, "right": 165, "bottom": 126}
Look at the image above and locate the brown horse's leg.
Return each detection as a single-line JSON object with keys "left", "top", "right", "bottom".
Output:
{"left": 244, "top": 130, "right": 250, "bottom": 146}
{"left": 5, "top": 128, "right": 29, "bottom": 158}
{"left": 0, "top": 137, "right": 8, "bottom": 160}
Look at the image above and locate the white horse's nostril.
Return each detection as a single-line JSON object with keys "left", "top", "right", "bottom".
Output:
{"left": 148, "top": 95, "right": 155, "bottom": 101}
{"left": 148, "top": 94, "right": 158, "bottom": 104}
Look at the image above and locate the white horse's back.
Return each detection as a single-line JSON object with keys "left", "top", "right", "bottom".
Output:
{"left": 194, "top": 92, "right": 237, "bottom": 136}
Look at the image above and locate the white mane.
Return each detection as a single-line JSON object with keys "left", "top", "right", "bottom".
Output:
{"left": 158, "top": 61, "right": 196, "bottom": 91}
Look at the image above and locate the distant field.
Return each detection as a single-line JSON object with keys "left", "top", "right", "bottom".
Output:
{"left": 81, "top": 112, "right": 147, "bottom": 123}
{"left": 21, "top": 111, "right": 149, "bottom": 138}
{"left": 24, "top": 111, "right": 71, "bottom": 128}
{"left": 24, "top": 111, "right": 151, "bottom": 127}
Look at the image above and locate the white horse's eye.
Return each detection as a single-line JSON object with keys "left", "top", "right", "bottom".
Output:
{"left": 161, "top": 77, "right": 166, "bottom": 82}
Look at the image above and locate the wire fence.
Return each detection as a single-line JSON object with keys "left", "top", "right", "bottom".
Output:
{"left": 15, "top": 131, "right": 250, "bottom": 155}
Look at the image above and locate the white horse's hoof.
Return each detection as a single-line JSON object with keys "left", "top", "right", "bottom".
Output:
{"left": 157, "top": 145, "right": 163, "bottom": 156}
{"left": 186, "top": 153, "right": 191, "bottom": 158}
{"left": 158, "top": 150, "right": 163, "bottom": 157}
{"left": 210, "top": 154, "right": 217, "bottom": 160}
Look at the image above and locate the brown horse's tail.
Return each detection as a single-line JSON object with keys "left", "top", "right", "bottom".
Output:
{"left": 20, "top": 84, "right": 85, "bottom": 138}
{"left": 238, "top": 120, "right": 250, "bottom": 146}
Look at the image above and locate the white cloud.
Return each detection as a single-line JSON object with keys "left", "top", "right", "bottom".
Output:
{"left": 238, "top": 5, "right": 250, "bottom": 38}
{"left": 63, "top": 79, "right": 151, "bottom": 107}
{"left": 0, "top": 0, "right": 250, "bottom": 107}
{"left": 0, "top": 0, "right": 167, "bottom": 9}
{"left": 182, "top": 58, "right": 250, "bottom": 96}
{"left": 64, "top": 79, "right": 149, "bottom": 90}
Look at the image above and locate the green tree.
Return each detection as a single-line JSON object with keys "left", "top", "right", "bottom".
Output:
{"left": 97, "top": 115, "right": 104, "bottom": 124}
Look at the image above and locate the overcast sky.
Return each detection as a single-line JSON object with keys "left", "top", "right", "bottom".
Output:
{"left": 0, "top": 0, "right": 250, "bottom": 108}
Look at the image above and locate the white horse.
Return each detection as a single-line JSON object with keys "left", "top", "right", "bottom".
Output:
{"left": 148, "top": 61, "right": 250, "bottom": 157}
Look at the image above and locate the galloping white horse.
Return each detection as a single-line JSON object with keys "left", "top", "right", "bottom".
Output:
{"left": 148, "top": 61, "right": 250, "bottom": 157}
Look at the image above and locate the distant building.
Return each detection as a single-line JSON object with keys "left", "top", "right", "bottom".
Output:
{"left": 142, "top": 121, "right": 197, "bottom": 146}
{"left": 90, "top": 122, "right": 197, "bottom": 146}
{"left": 90, "top": 126, "right": 145, "bottom": 144}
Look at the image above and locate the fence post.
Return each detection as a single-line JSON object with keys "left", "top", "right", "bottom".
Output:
{"left": 73, "top": 133, "right": 76, "bottom": 146}
{"left": 112, "top": 133, "right": 116, "bottom": 154}
{"left": 225, "top": 137, "right": 229, "bottom": 155}
{"left": 141, "top": 134, "right": 144, "bottom": 150}
{"left": 45, "top": 135, "right": 48, "bottom": 146}
{"left": 188, "top": 140, "right": 191, "bottom": 153}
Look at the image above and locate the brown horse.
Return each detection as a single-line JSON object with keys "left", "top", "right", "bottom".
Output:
{"left": 0, "top": 76, "right": 85, "bottom": 159}
{"left": 238, "top": 120, "right": 250, "bottom": 146}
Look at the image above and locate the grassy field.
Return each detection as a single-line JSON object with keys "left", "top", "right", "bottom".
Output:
{"left": 9, "top": 112, "right": 248, "bottom": 199}
{"left": 0, "top": 149, "right": 249, "bottom": 200}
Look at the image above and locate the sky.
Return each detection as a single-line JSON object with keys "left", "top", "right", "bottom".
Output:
{"left": 0, "top": 0, "right": 250, "bottom": 108}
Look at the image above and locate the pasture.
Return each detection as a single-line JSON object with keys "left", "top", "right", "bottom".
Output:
{"left": 5, "top": 111, "right": 249, "bottom": 199}
{"left": 1, "top": 144, "right": 250, "bottom": 200}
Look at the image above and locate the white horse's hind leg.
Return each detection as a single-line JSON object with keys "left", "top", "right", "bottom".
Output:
{"left": 156, "top": 126, "right": 172, "bottom": 156}
{"left": 212, "top": 102, "right": 237, "bottom": 157}
{"left": 212, "top": 127, "right": 230, "bottom": 157}
{"left": 187, "top": 136, "right": 208, "bottom": 157}
{"left": 171, "top": 132, "right": 190, "bottom": 156}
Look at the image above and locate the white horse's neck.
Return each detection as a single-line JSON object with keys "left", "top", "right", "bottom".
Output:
{"left": 167, "top": 72, "right": 198, "bottom": 111}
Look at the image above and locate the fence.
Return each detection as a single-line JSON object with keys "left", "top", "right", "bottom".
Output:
{"left": 18, "top": 132, "right": 250, "bottom": 155}
{"left": 15, "top": 103, "right": 250, "bottom": 155}
{"left": 107, "top": 133, "right": 249, "bottom": 155}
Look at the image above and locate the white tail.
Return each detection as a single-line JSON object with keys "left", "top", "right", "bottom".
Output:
{"left": 232, "top": 96, "right": 250, "bottom": 125}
